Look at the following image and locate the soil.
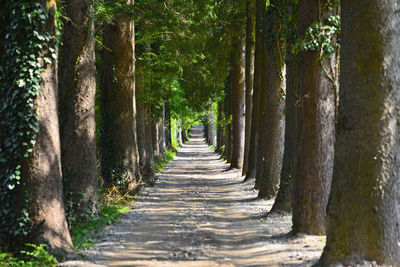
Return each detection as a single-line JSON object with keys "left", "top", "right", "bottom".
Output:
{"left": 61, "top": 127, "right": 325, "bottom": 267}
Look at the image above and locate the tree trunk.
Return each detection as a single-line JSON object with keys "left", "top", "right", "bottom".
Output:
{"left": 292, "top": 0, "right": 337, "bottom": 235}
{"left": 242, "top": 0, "right": 265, "bottom": 182}
{"left": 158, "top": 113, "right": 165, "bottom": 158}
{"left": 152, "top": 114, "right": 160, "bottom": 160}
{"left": 165, "top": 102, "right": 172, "bottom": 149}
{"left": 101, "top": 0, "right": 140, "bottom": 189}
{"left": 100, "top": 24, "right": 114, "bottom": 186}
{"left": 242, "top": 0, "right": 255, "bottom": 176}
{"left": 144, "top": 100, "right": 154, "bottom": 176}
{"left": 271, "top": 9, "right": 299, "bottom": 211}
{"left": 230, "top": 39, "right": 246, "bottom": 169}
{"left": 216, "top": 102, "right": 224, "bottom": 153}
{"left": 257, "top": 2, "right": 286, "bottom": 199}
{"left": 21, "top": 0, "right": 73, "bottom": 251}
{"left": 320, "top": 1, "right": 400, "bottom": 265}
{"left": 135, "top": 63, "right": 152, "bottom": 179}
{"left": 59, "top": 0, "right": 98, "bottom": 220}
{"left": 224, "top": 74, "right": 233, "bottom": 163}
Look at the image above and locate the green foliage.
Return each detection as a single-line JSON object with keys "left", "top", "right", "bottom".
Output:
{"left": 293, "top": 15, "right": 340, "bottom": 59}
{"left": 0, "top": 1, "right": 57, "bottom": 245}
{"left": 154, "top": 150, "right": 176, "bottom": 173}
{"left": 0, "top": 244, "right": 57, "bottom": 267}
{"left": 94, "top": 0, "right": 135, "bottom": 25}
{"left": 70, "top": 205, "right": 128, "bottom": 250}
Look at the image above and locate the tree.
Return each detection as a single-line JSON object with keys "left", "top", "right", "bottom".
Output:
{"left": 257, "top": 0, "right": 285, "bottom": 199}
{"left": 243, "top": 0, "right": 266, "bottom": 182}
{"left": 0, "top": 0, "right": 73, "bottom": 250}
{"left": 320, "top": 1, "right": 400, "bottom": 265}
{"left": 270, "top": 0, "right": 299, "bottom": 212}
{"left": 59, "top": 0, "right": 99, "bottom": 220}
{"left": 242, "top": 0, "right": 255, "bottom": 176}
{"left": 230, "top": 27, "right": 246, "bottom": 169}
{"left": 100, "top": 0, "right": 140, "bottom": 189}
{"left": 270, "top": 0, "right": 299, "bottom": 211}
{"left": 291, "top": 0, "right": 338, "bottom": 234}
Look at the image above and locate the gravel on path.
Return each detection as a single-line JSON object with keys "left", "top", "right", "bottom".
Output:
{"left": 61, "top": 127, "right": 325, "bottom": 267}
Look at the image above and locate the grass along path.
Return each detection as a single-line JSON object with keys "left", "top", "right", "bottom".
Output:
{"left": 61, "top": 127, "right": 325, "bottom": 266}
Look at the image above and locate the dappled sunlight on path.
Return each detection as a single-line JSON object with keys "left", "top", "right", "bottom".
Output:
{"left": 61, "top": 126, "right": 325, "bottom": 267}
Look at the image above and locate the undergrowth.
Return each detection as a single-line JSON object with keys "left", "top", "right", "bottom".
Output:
{"left": 69, "top": 204, "right": 130, "bottom": 250}
{"left": 0, "top": 244, "right": 57, "bottom": 267}
{"left": 154, "top": 150, "right": 176, "bottom": 173}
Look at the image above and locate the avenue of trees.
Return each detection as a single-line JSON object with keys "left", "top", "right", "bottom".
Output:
{"left": 1, "top": 0, "right": 399, "bottom": 266}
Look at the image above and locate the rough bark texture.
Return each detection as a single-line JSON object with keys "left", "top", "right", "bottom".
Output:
{"left": 254, "top": 2, "right": 269, "bottom": 190}
{"left": 100, "top": 24, "right": 114, "bottom": 186}
{"left": 135, "top": 66, "right": 153, "bottom": 179}
{"left": 21, "top": 0, "right": 73, "bottom": 251}
{"left": 258, "top": 6, "right": 285, "bottom": 198}
{"left": 320, "top": 1, "right": 400, "bottom": 265}
{"left": 224, "top": 75, "right": 233, "bottom": 163}
{"left": 59, "top": 0, "right": 98, "bottom": 218}
{"left": 101, "top": 0, "right": 140, "bottom": 189}
{"left": 152, "top": 116, "right": 160, "bottom": 159}
{"left": 230, "top": 39, "right": 246, "bottom": 169}
{"left": 242, "top": 0, "right": 255, "bottom": 176}
{"left": 165, "top": 103, "right": 172, "bottom": 149}
{"left": 144, "top": 101, "right": 154, "bottom": 174}
{"left": 292, "top": 0, "right": 336, "bottom": 235}
{"left": 271, "top": 40, "right": 298, "bottom": 212}
{"left": 216, "top": 102, "right": 224, "bottom": 152}
{"left": 242, "top": 0, "right": 265, "bottom": 182}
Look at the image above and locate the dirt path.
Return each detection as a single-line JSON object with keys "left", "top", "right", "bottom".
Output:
{"left": 62, "top": 127, "right": 325, "bottom": 267}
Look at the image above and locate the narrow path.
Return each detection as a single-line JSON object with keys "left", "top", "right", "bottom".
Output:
{"left": 63, "top": 127, "right": 325, "bottom": 267}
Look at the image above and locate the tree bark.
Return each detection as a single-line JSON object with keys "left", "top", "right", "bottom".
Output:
{"left": 144, "top": 100, "right": 154, "bottom": 175}
{"left": 135, "top": 63, "right": 153, "bottom": 179}
{"left": 271, "top": 16, "right": 298, "bottom": 211}
{"left": 258, "top": 2, "right": 285, "bottom": 198}
{"left": 21, "top": 0, "right": 73, "bottom": 251}
{"left": 230, "top": 39, "right": 246, "bottom": 169}
{"left": 224, "top": 74, "right": 233, "bottom": 163}
{"left": 100, "top": 24, "right": 114, "bottom": 186}
{"left": 101, "top": 0, "right": 140, "bottom": 189}
{"left": 292, "top": 0, "right": 337, "bottom": 235}
{"left": 320, "top": 1, "right": 400, "bottom": 265}
{"left": 242, "top": 0, "right": 255, "bottom": 176}
{"left": 59, "top": 0, "right": 98, "bottom": 219}
{"left": 242, "top": 0, "right": 265, "bottom": 182}
{"left": 216, "top": 102, "right": 224, "bottom": 153}
{"left": 165, "top": 102, "right": 172, "bottom": 149}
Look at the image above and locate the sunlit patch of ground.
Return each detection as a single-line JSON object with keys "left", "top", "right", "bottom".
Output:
{"left": 61, "top": 128, "right": 325, "bottom": 267}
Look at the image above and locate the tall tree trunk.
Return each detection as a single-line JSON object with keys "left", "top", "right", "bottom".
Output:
{"left": 144, "top": 100, "right": 154, "bottom": 176}
{"left": 320, "top": 1, "right": 400, "bottom": 265}
{"left": 292, "top": 0, "right": 337, "bottom": 235}
{"left": 135, "top": 64, "right": 152, "bottom": 179}
{"left": 152, "top": 114, "right": 160, "bottom": 160}
{"left": 216, "top": 102, "right": 224, "bottom": 152}
{"left": 158, "top": 113, "right": 165, "bottom": 158}
{"left": 224, "top": 75, "right": 233, "bottom": 163}
{"left": 59, "top": 0, "right": 98, "bottom": 219}
{"left": 257, "top": 2, "right": 286, "bottom": 199}
{"left": 165, "top": 102, "right": 172, "bottom": 149}
{"left": 271, "top": 6, "right": 299, "bottom": 211}
{"left": 100, "top": 24, "right": 114, "bottom": 186}
{"left": 242, "top": 0, "right": 256, "bottom": 176}
{"left": 22, "top": 0, "right": 73, "bottom": 250}
{"left": 242, "top": 0, "right": 265, "bottom": 182}
{"left": 230, "top": 40, "right": 246, "bottom": 169}
{"left": 101, "top": 0, "right": 140, "bottom": 189}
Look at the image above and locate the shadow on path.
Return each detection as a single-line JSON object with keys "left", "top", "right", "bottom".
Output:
{"left": 61, "top": 126, "right": 325, "bottom": 267}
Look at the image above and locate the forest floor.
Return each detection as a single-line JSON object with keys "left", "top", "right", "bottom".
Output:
{"left": 61, "top": 129, "right": 325, "bottom": 267}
